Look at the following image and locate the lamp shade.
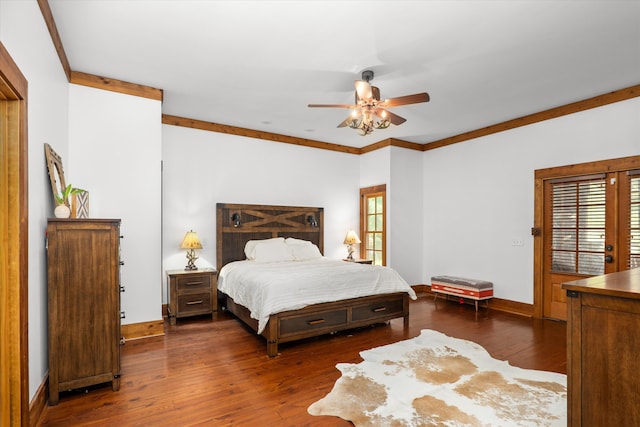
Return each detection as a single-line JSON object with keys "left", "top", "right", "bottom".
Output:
{"left": 180, "top": 230, "right": 203, "bottom": 249}
{"left": 343, "top": 230, "right": 361, "bottom": 245}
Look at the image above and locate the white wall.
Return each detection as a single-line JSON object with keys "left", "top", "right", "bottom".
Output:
{"left": 390, "top": 146, "right": 424, "bottom": 284}
{"left": 161, "top": 125, "right": 361, "bottom": 302}
{"left": 359, "top": 146, "right": 425, "bottom": 284}
{"left": 423, "top": 97, "right": 640, "bottom": 304}
{"left": 68, "top": 85, "right": 163, "bottom": 324}
{"left": 0, "top": 0, "right": 70, "bottom": 400}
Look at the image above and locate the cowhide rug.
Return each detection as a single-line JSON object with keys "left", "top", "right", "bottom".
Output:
{"left": 308, "top": 329, "right": 566, "bottom": 426}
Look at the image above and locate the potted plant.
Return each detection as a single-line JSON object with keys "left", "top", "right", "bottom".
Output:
{"left": 54, "top": 184, "right": 85, "bottom": 218}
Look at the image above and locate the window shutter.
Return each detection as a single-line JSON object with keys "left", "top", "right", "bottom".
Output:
{"left": 549, "top": 174, "right": 606, "bottom": 275}
{"left": 627, "top": 170, "right": 640, "bottom": 269}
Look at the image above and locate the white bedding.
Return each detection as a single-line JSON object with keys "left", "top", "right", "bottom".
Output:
{"left": 218, "top": 257, "right": 417, "bottom": 334}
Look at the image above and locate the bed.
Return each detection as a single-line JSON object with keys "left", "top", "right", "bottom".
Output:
{"left": 216, "top": 203, "right": 416, "bottom": 357}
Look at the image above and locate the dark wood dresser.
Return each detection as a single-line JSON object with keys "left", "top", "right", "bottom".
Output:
{"left": 47, "top": 219, "right": 122, "bottom": 405}
{"left": 562, "top": 268, "right": 640, "bottom": 426}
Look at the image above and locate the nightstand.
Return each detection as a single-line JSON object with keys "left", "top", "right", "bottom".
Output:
{"left": 166, "top": 268, "right": 217, "bottom": 325}
{"left": 344, "top": 259, "right": 373, "bottom": 265}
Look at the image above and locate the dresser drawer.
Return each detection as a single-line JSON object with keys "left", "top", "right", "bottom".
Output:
{"left": 176, "top": 274, "right": 211, "bottom": 292}
{"left": 352, "top": 296, "right": 404, "bottom": 322}
{"left": 279, "top": 308, "right": 348, "bottom": 337}
{"left": 177, "top": 292, "right": 212, "bottom": 315}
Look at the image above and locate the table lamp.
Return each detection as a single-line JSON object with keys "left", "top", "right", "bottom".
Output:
{"left": 180, "top": 230, "right": 203, "bottom": 270}
{"left": 343, "top": 230, "right": 361, "bottom": 261}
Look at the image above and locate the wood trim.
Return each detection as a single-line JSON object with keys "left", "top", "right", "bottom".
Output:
{"left": 162, "top": 114, "right": 361, "bottom": 155}
{"left": 360, "top": 185, "right": 387, "bottom": 264}
{"left": 423, "top": 84, "right": 640, "bottom": 152}
{"left": 121, "top": 320, "right": 165, "bottom": 341}
{"left": 535, "top": 155, "right": 640, "bottom": 180}
{"left": 28, "top": 376, "right": 47, "bottom": 427}
{"left": 70, "top": 71, "right": 163, "bottom": 101}
{"left": 411, "top": 284, "right": 431, "bottom": 296}
{"left": 489, "top": 297, "right": 534, "bottom": 317}
{"left": 38, "top": 0, "right": 162, "bottom": 100}
{"left": 421, "top": 285, "right": 534, "bottom": 317}
{"left": 164, "top": 84, "right": 640, "bottom": 155}
{"left": 0, "top": 41, "right": 29, "bottom": 427}
{"left": 533, "top": 177, "right": 544, "bottom": 318}
{"left": 0, "top": 43, "right": 28, "bottom": 96}
{"left": 359, "top": 138, "right": 423, "bottom": 154}
{"left": 37, "top": 0, "right": 71, "bottom": 81}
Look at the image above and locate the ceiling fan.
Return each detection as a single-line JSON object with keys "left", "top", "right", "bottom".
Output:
{"left": 308, "top": 70, "right": 430, "bottom": 136}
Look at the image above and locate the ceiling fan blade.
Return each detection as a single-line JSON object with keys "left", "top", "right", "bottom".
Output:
{"left": 308, "top": 103, "right": 357, "bottom": 108}
{"left": 337, "top": 117, "right": 351, "bottom": 128}
{"left": 355, "top": 80, "right": 373, "bottom": 100}
{"left": 372, "top": 86, "right": 381, "bottom": 101}
{"left": 377, "top": 109, "right": 406, "bottom": 126}
{"left": 383, "top": 92, "right": 430, "bottom": 107}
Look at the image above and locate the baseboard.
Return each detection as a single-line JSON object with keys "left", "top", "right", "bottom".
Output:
{"left": 488, "top": 297, "right": 533, "bottom": 317}
{"left": 121, "top": 319, "right": 165, "bottom": 341}
{"left": 29, "top": 373, "right": 48, "bottom": 427}
{"left": 411, "top": 284, "right": 430, "bottom": 297}
{"left": 30, "top": 321, "right": 165, "bottom": 424}
{"left": 415, "top": 284, "right": 534, "bottom": 317}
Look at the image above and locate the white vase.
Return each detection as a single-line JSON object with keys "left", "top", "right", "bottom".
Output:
{"left": 54, "top": 204, "right": 71, "bottom": 218}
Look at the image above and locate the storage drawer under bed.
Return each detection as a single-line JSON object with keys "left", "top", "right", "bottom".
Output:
{"left": 352, "top": 296, "right": 405, "bottom": 322}
{"left": 279, "top": 308, "right": 348, "bottom": 337}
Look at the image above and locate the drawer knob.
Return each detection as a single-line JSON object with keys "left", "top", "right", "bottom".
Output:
{"left": 186, "top": 281, "right": 204, "bottom": 286}
{"left": 186, "top": 300, "right": 204, "bottom": 305}
{"left": 307, "top": 319, "right": 326, "bottom": 325}
{"left": 372, "top": 307, "right": 387, "bottom": 312}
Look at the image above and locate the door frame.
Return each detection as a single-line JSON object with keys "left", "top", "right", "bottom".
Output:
{"left": 533, "top": 155, "right": 640, "bottom": 318}
{"left": 0, "top": 42, "right": 29, "bottom": 426}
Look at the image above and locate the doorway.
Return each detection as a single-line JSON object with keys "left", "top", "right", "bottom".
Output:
{"left": 534, "top": 156, "right": 640, "bottom": 320}
{"left": 0, "top": 42, "right": 29, "bottom": 426}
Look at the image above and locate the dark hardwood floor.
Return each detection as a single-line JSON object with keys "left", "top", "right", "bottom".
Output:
{"left": 37, "top": 295, "right": 566, "bottom": 426}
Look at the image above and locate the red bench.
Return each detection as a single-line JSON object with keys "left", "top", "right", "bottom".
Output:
{"left": 431, "top": 275, "right": 493, "bottom": 311}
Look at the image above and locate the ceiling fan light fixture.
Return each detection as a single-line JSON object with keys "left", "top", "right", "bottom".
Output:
{"left": 308, "top": 68, "right": 429, "bottom": 136}
{"left": 347, "top": 116, "right": 390, "bottom": 136}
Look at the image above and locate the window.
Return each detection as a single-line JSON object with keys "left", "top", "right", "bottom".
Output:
{"left": 360, "top": 185, "right": 386, "bottom": 266}
{"left": 550, "top": 175, "right": 606, "bottom": 275}
{"left": 628, "top": 171, "right": 640, "bottom": 269}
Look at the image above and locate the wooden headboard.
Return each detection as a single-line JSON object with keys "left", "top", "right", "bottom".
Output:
{"left": 216, "top": 203, "right": 324, "bottom": 270}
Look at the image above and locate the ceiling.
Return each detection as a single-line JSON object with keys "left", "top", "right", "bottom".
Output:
{"left": 48, "top": 1, "right": 640, "bottom": 149}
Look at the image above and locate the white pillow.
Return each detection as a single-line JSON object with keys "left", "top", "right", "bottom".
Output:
{"left": 285, "top": 237, "right": 310, "bottom": 246}
{"left": 244, "top": 237, "right": 284, "bottom": 260}
{"left": 290, "top": 243, "right": 322, "bottom": 261}
{"left": 252, "top": 240, "right": 294, "bottom": 263}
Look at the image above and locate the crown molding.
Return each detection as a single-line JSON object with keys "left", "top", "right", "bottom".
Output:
{"left": 70, "top": 71, "right": 163, "bottom": 101}
{"left": 161, "top": 115, "right": 361, "bottom": 155}
{"left": 37, "top": 0, "right": 71, "bottom": 81}
{"left": 422, "top": 84, "right": 640, "bottom": 151}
